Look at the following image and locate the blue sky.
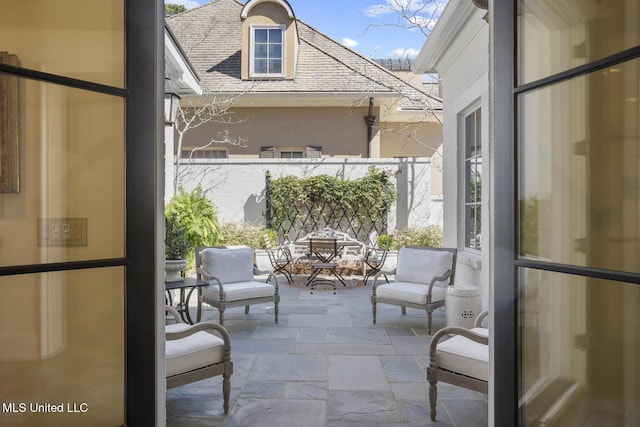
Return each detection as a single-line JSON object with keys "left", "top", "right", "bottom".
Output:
{"left": 168, "top": 0, "right": 448, "bottom": 60}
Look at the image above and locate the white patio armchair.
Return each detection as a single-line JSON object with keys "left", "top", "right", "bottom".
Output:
{"left": 371, "top": 246, "right": 457, "bottom": 334}
{"left": 165, "top": 306, "right": 233, "bottom": 414}
{"left": 195, "top": 246, "right": 280, "bottom": 325}
{"left": 427, "top": 310, "right": 489, "bottom": 421}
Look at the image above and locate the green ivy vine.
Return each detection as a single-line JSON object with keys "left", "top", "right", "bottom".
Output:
{"left": 268, "top": 167, "right": 397, "bottom": 240}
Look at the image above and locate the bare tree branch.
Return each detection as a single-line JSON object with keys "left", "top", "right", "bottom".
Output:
{"left": 362, "top": 0, "right": 447, "bottom": 38}
{"left": 173, "top": 86, "right": 257, "bottom": 194}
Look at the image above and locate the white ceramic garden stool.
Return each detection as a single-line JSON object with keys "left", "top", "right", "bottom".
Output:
{"left": 445, "top": 285, "right": 482, "bottom": 329}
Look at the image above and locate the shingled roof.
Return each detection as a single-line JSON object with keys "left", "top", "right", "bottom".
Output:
{"left": 166, "top": 0, "right": 442, "bottom": 113}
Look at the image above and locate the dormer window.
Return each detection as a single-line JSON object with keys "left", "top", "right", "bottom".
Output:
{"left": 251, "top": 26, "right": 284, "bottom": 77}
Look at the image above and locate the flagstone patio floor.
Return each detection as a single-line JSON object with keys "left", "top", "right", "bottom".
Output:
{"left": 165, "top": 275, "right": 488, "bottom": 427}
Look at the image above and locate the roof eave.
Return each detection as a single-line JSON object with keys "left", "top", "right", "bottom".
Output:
{"left": 412, "top": 0, "right": 479, "bottom": 73}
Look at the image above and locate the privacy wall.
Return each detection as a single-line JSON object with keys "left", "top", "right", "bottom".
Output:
{"left": 176, "top": 158, "right": 443, "bottom": 232}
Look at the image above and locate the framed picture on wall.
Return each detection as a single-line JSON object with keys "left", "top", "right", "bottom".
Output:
{"left": 0, "top": 51, "right": 19, "bottom": 193}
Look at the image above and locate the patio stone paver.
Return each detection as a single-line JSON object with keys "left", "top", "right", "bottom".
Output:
{"left": 328, "top": 355, "right": 389, "bottom": 391}
{"left": 166, "top": 274, "right": 488, "bottom": 427}
{"left": 283, "top": 381, "right": 327, "bottom": 400}
{"left": 225, "top": 398, "right": 326, "bottom": 427}
{"left": 250, "top": 354, "right": 328, "bottom": 381}
{"left": 381, "top": 355, "right": 426, "bottom": 383}
{"left": 327, "top": 390, "right": 400, "bottom": 424}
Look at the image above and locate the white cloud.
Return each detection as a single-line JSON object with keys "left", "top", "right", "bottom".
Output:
{"left": 392, "top": 48, "right": 420, "bottom": 59}
{"left": 342, "top": 38, "right": 359, "bottom": 48}
{"left": 165, "top": 0, "right": 201, "bottom": 10}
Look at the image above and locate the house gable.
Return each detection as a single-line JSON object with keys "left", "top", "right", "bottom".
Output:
{"left": 240, "top": 0, "right": 299, "bottom": 80}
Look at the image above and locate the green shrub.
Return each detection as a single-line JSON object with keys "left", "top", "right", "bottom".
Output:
{"left": 218, "top": 221, "right": 272, "bottom": 249}
{"left": 378, "top": 225, "right": 443, "bottom": 250}
{"left": 164, "top": 212, "right": 191, "bottom": 259}
{"left": 165, "top": 186, "right": 219, "bottom": 266}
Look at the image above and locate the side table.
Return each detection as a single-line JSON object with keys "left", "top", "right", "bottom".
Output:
{"left": 445, "top": 285, "right": 482, "bottom": 329}
{"left": 165, "top": 276, "right": 208, "bottom": 324}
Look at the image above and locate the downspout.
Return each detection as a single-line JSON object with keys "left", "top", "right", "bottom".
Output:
{"left": 364, "top": 97, "right": 376, "bottom": 157}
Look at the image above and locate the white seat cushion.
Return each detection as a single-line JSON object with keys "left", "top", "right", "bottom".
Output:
{"left": 199, "top": 247, "right": 255, "bottom": 283}
{"left": 395, "top": 247, "right": 453, "bottom": 286}
{"left": 376, "top": 281, "right": 447, "bottom": 305}
{"left": 202, "top": 280, "right": 275, "bottom": 302}
{"left": 165, "top": 326, "right": 225, "bottom": 377}
{"left": 435, "top": 327, "right": 488, "bottom": 381}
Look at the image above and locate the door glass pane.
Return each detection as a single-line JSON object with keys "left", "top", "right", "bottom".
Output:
{"left": 518, "top": 0, "right": 640, "bottom": 84}
{"left": 0, "top": 0, "right": 124, "bottom": 88}
{"left": 518, "top": 57, "right": 640, "bottom": 273}
{"left": 0, "top": 267, "right": 125, "bottom": 426}
{"left": 519, "top": 268, "right": 640, "bottom": 426}
{"left": 0, "top": 76, "right": 125, "bottom": 267}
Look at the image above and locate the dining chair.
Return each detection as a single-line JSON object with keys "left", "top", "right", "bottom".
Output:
{"left": 306, "top": 237, "right": 345, "bottom": 293}
{"left": 362, "top": 240, "right": 392, "bottom": 285}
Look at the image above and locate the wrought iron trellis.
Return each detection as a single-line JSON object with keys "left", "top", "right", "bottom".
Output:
{"left": 264, "top": 171, "right": 393, "bottom": 243}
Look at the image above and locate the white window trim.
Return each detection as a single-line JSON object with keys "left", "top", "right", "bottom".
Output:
{"left": 180, "top": 148, "right": 228, "bottom": 160}
{"left": 458, "top": 102, "right": 482, "bottom": 254}
{"left": 250, "top": 25, "right": 285, "bottom": 78}
{"left": 278, "top": 148, "right": 305, "bottom": 159}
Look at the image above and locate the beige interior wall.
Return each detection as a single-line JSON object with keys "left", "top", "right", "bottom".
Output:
{"left": 0, "top": 10, "right": 125, "bottom": 425}
{"left": 0, "top": 0, "right": 124, "bottom": 87}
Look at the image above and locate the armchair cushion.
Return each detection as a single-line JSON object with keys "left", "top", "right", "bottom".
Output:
{"left": 199, "top": 247, "right": 254, "bottom": 283}
{"left": 434, "top": 327, "right": 489, "bottom": 381}
{"left": 376, "top": 282, "right": 448, "bottom": 305}
{"left": 165, "top": 325, "right": 225, "bottom": 377}
{"left": 395, "top": 247, "right": 453, "bottom": 286}
{"left": 202, "top": 280, "right": 275, "bottom": 302}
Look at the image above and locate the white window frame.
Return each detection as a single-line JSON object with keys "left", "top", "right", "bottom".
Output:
{"left": 278, "top": 149, "right": 304, "bottom": 159}
{"left": 180, "top": 148, "right": 228, "bottom": 160}
{"left": 460, "top": 105, "right": 482, "bottom": 252}
{"left": 250, "top": 25, "right": 285, "bottom": 78}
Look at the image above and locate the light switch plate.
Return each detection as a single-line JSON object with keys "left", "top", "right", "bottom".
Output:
{"left": 38, "top": 218, "right": 88, "bottom": 246}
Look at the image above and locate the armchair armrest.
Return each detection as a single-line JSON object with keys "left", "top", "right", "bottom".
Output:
{"left": 426, "top": 268, "right": 454, "bottom": 294}
{"left": 372, "top": 268, "right": 396, "bottom": 289}
{"left": 165, "top": 305, "right": 182, "bottom": 323}
{"left": 429, "top": 325, "right": 489, "bottom": 357}
{"left": 201, "top": 275, "right": 226, "bottom": 298}
{"left": 166, "top": 321, "right": 232, "bottom": 346}
{"left": 474, "top": 310, "right": 489, "bottom": 328}
{"left": 165, "top": 305, "right": 232, "bottom": 346}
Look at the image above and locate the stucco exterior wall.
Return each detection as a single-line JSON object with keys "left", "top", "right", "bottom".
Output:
{"left": 179, "top": 105, "right": 443, "bottom": 165}
{"left": 180, "top": 106, "right": 372, "bottom": 157}
{"left": 176, "top": 158, "right": 443, "bottom": 232}
{"left": 380, "top": 121, "right": 443, "bottom": 195}
{"left": 416, "top": 3, "right": 490, "bottom": 308}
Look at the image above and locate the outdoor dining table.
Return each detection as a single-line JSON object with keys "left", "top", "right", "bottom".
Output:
{"left": 294, "top": 237, "right": 363, "bottom": 290}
